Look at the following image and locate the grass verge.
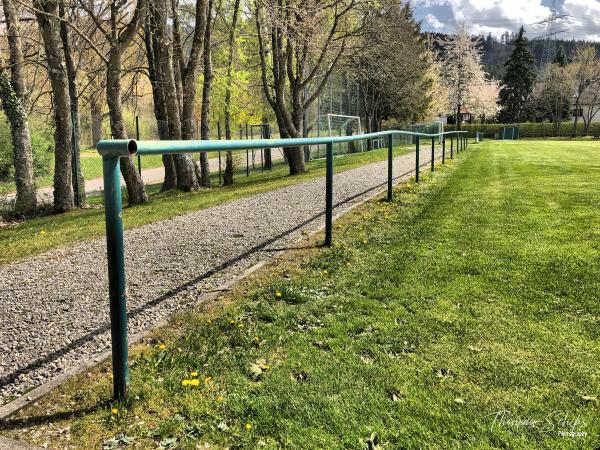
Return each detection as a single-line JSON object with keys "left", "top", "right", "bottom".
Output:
{"left": 0, "top": 145, "right": 409, "bottom": 265}
{"left": 1, "top": 140, "right": 598, "bottom": 448}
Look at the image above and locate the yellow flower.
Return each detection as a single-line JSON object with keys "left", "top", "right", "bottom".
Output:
{"left": 159, "top": 344, "right": 166, "bottom": 350}
{"left": 229, "top": 320, "right": 236, "bottom": 325}
{"left": 275, "top": 291, "right": 282, "bottom": 298}
{"left": 189, "top": 379, "right": 200, "bottom": 386}
{"left": 245, "top": 423, "right": 252, "bottom": 430}
{"left": 252, "top": 336, "right": 260, "bottom": 342}
{"left": 182, "top": 379, "right": 191, "bottom": 386}
{"left": 207, "top": 319, "right": 212, "bottom": 324}
{"left": 111, "top": 408, "right": 119, "bottom": 414}
{"left": 216, "top": 395, "right": 224, "bottom": 402}
{"left": 238, "top": 323, "right": 244, "bottom": 328}
{"left": 323, "top": 269, "right": 328, "bottom": 275}
{"left": 204, "top": 376, "right": 212, "bottom": 384}
{"left": 191, "top": 371, "right": 198, "bottom": 377}
{"left": 39, "top": 230, "right": 46, "bottom": 236}
{"left": 362, "top": 239, "right": 368, "bottom": 245}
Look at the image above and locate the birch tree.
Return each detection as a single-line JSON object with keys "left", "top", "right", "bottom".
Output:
{"left": 1, "top": 0, "right": 37, "bottom": 213}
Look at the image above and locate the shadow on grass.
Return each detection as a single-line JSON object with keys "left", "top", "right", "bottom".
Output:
{"left": 0, "top": 172, "right": 410, "bottom": 393}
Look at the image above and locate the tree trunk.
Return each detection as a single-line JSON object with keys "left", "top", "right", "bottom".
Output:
{"left": 198, "top": 0, "right": 214, "bottom": 187}
{"left": 107, "top": 50, "right": 148, "bottom": 205}
{"left": 222, "top": 0, "right": 241, "bottom": 186}
{"left": 34, "top": 0, "right": 73, "bottom": 212}
{"left": 60, "top": 1, "right": 86, "bottom": 206}
{"left": 1, "top": 0, "right": 36, "bottom": 213}
{"left": 90, "top": 95, "right": 103, "bottom": 147}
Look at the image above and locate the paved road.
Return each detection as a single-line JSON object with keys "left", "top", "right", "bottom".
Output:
{"left": 0, "top": 149, "right": 287, "bottom": 206}
{"left": 0, "top": 146, "right": 445, "bottom": 404}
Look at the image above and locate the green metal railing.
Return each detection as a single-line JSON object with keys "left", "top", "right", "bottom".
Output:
{"left": 97, "top": 129, "right": 468, "bottom": 399}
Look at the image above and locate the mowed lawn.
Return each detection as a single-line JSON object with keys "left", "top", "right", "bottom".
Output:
{"left": 2, "top": 140, "right": 599, "bottom": 449}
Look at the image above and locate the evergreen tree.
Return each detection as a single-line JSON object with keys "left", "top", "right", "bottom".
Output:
{"left": 554, "top": 45, "right": 568, "bottom": 67}
{"left": 498, "top": 27, "right": 536, "bottom": 123}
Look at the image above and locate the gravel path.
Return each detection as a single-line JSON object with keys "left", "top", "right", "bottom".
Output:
{"left": 0, "top": 146, "right": 442, "bottom": 404}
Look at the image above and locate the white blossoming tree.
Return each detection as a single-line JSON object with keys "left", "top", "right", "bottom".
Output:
{"left": 438, "top": 23, "right": 486, "bottom": 129}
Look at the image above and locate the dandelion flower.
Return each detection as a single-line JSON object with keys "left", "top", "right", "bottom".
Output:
{"left": 252, "top": 336, "right": 260, "bottom": 342}
{"left": 216, "top": 395, "right": 224, "bottom": 402}
{"left": 39, "top": 230, "right": 46, "bottom": 236}
{"left": 275, "top": 291, "right": 282, "bottom": 298}
{"left": 189, "top": 379, "right": 200, "bottom": 386}
{"left": 159, "top": 344, "right": 166, "bottom": 350}
{"left": 245, "top": 423, "right": 252, "bottom": 430}
{"left": 111, "top": 408, "right": 119, "bottom": 414}
{"left": 191, "top": 371, "right": 198, "bottom": 377}
{"left": 238, "top": 323, "right": 244, "bottom": 328}
{"left": 182, "top": 379, "right": 191, "bottom": 386}
{"left": 207, "top": 319, "right": 212, "bottom": 324}
{"left": 322, "top": 269, "right": 328, "bottom": 275}
{"left": 204, "top": 376, "right": 212, "bottom": 384}
{"left": 229, "top": 320, "right": 236, "bottom": 324}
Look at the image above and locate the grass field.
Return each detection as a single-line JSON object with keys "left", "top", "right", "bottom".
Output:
{"left": 0, "top": 145, "right": 410, "bottom": 265}
{"left": 1, "top": 140, "right": 598, "bottom": 448}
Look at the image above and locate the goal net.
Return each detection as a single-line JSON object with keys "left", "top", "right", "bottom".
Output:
{"left": 308, "top": 114, "right": 364, "bottom": 159}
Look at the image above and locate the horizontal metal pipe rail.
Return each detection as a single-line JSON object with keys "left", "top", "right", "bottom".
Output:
{"left": 97, "top": 129, "right": 468, "bottom": 400}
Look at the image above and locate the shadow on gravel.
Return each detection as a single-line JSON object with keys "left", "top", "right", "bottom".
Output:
{"left": 1, "top": 168, "right": 417, "bottom": 395}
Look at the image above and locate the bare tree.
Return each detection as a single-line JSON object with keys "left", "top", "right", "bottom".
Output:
{"left": 198, "top": 0, "right": 214, "bottom": 187}
{"left": 59, "top": 0, "right": 86, "bottom": 206}
{"left": 1, "top": 0, "right": 37, "bottom": 213}
{"left": 145, "top": 0, "right": 207, "bottom": 192}
{"left": 78, "top": 0, "right": 148, "bottom": 204}
{"left": 570, "top": 45, "right": 600, "bottom": 136}
{"left": 222, "top": 0, "right": 241, "bottom": 185}
{"left": 255, "top": 0, "right": 354, "bottom": 174}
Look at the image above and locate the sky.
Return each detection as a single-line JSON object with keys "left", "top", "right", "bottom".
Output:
{"left": 413, "top": 0, "right": 600, "bottom": 42}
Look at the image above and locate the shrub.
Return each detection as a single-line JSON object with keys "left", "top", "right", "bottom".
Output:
{"left": 0, "top": 116, "right": 54, "bottom": 182}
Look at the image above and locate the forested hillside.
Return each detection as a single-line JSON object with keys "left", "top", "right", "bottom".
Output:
{"left": 427, "top": 31, "right": 600, "bottom": 80}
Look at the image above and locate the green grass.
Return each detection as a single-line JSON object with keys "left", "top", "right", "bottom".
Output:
{"left": 0, "top": 146, "right": 410, "bottom": 265}
{"left": 0, "top": 150, "right": 166, "bottom": 195}
{"left": 2, "top": 140, "right": 598, "bottom": 448}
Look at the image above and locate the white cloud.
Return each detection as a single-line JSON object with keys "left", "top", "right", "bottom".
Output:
{"left": 425, "top": 14, "right": 444, "bottom": 30}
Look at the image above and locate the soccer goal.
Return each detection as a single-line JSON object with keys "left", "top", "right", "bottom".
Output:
{"left": 310, "top": 114, "right": 364, "bottom": 159}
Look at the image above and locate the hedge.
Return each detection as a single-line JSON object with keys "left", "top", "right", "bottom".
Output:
{"left": 445, "top": 122, "right": 600, "bottom": 138}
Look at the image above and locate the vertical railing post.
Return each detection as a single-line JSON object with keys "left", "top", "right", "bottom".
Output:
{"left": 387, "top": 134, "right": 393, "bottom": 201}
{"left": 442, "top": 135, "right": 446, "bottom": 164}
{"left": 450, "top": 135, "right": 454, "bottom": 159}
{"left": 135, "top": 115, "right": 141, "bottom": 176}
{"left": 325, "top": 142, "right": 334, "bottom": 247}
{"left": 217, "top": 121, "right": 222, "bottom": 185}
{"left": 415, "top": 136, "right": 420, "bottom": 183}
{"left": 431, "top": 137, "right": 435, "bottom": 172}
{"left": 102, "top": 156, "right": 129, "bottom": 400}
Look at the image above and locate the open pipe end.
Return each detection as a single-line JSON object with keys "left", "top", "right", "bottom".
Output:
{"left": 97, "top": 139, "right": 138, "bottom": 158}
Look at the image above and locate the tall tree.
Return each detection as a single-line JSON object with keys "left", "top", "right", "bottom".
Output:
{"left": 498, "top": 27, "right": 536, "bottom": 123}
{"left": 80, "top": 0, "right": 149, "bottom": 205}
{"left": 59, "top": 0, "right": 86, "bottom": 206}
{"left": 570, "top": 45, "right": 600, "bottom": 136}
{"left": 1, "top": 0, "right": 37, "bottom": 213}
{"left": 198, "top": 0, "right": 214, "bottom": 187}
{"left": 222, "top": 0, "right": 241, "bottom": 186}
{"left": 255, "top": 0, "right": 355, "bottom": 174}
{"left": 34, "top": 0, "right": 74, "bottom": 212}
{"left": 534, "top": 62, "right": 574, "bottom": 134}
{"left": 438, "top": 23, "right": 486, "bottom": 130}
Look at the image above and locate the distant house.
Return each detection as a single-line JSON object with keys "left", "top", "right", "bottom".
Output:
{"left": 571, "top": 103, "right": 600, "bottom": 123}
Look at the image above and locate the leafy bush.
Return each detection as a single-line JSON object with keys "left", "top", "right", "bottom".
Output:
{"left": 0, "top": 116, "right": 54, "bottom": 182}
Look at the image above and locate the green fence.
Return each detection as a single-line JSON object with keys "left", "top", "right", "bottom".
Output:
{"left": 446, "top": 122, "right": 600, "bottom": 138}
{"left": 97, "top": 130, "right": 468, "bottom": 400}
